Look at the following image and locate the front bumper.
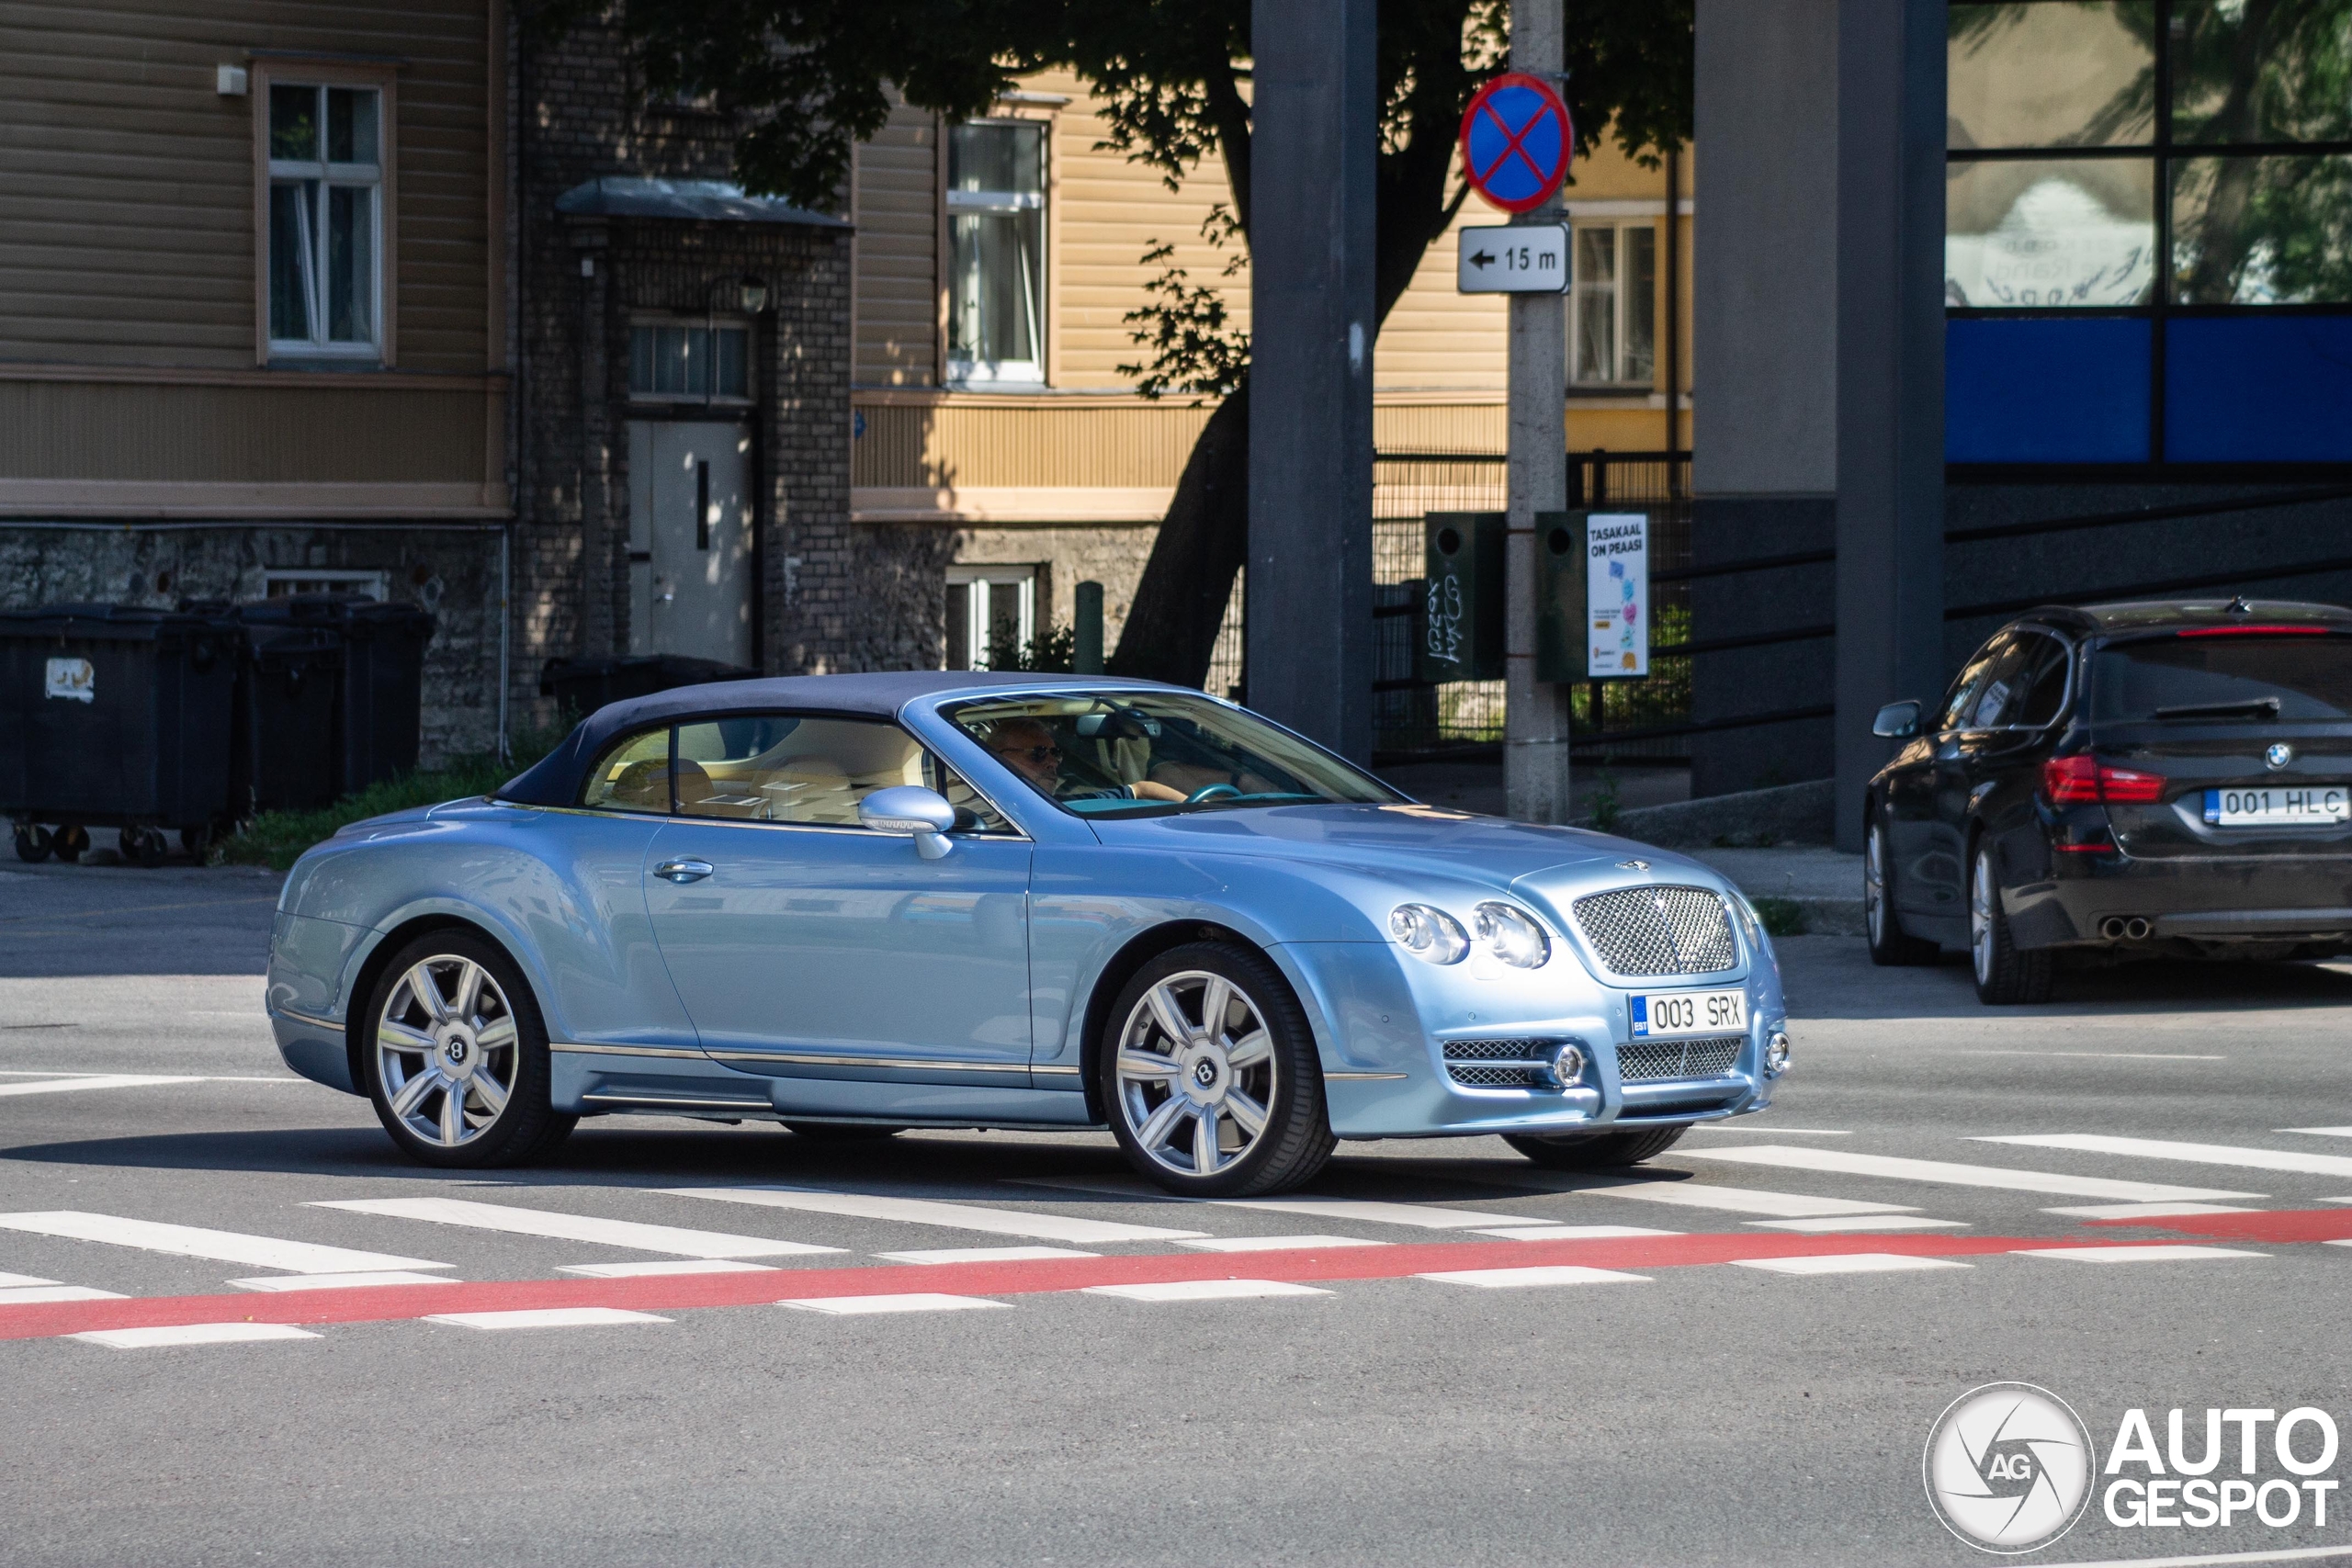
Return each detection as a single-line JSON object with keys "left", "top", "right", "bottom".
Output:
{"left": 1285, "top": 938, "right": 1787, "bottom": 1140}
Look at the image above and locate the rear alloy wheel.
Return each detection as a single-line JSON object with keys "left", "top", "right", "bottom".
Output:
{"left": 1970, "top": 845, "right": 2052, "bottom": 1005}
{"left": 1505, "top": 1125, "right": 1688, "bottom": 1170}
{"left": 1865, "top": 818, "right": 1939, "bottom": 966}
{"left": 364, "top": 931, "right": 574, "bottom": 1168}
{"left": 1101, "top": 942, "right": 1335, "bottom": 1197}
{"left": 12, "top": 826, "right": 51, "bottom": 863}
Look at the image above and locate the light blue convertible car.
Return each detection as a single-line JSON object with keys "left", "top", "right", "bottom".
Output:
{"left": 267, "top": 674, "right": 1790, "bottom": 1195}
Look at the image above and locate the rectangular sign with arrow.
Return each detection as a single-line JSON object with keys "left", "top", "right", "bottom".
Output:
{"left": 1455, "top": 223, "right": 1568, "bottom": 294}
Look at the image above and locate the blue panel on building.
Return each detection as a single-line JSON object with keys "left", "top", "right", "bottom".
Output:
{"left": 1946, "top": 318, "right": 2152, "bottom": 464}
{"left": 2166, "top": 315, "right": 2352, "bottom": 463}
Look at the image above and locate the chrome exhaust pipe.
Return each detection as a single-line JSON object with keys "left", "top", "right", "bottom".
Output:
{"left": 2125, "top": 917, "right": 2151, "bottom": 941}
{"left": 2100, "top": 917, "right": 2128, "bottom": 941}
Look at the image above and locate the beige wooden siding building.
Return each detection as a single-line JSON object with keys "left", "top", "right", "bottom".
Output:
{"left": 846, "top": 70, "right": 1694, "bottom": 659}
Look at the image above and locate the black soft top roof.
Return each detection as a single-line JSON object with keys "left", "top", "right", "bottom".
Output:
{"left": 495, "top": 671, "right": 1179, "bottom": 807}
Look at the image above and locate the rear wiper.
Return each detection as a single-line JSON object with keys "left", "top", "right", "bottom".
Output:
{"left": 2153, "top": 697, "right": 2281, "bottom": 720}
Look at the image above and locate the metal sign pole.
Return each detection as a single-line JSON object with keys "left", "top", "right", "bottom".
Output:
{"left": 1504, "top": 0, "right": 1572, "bottom": 823}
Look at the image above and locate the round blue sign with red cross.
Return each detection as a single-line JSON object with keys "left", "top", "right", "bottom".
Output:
{"left": 1459, "top": 72, "right": 1575, "bottom": 214}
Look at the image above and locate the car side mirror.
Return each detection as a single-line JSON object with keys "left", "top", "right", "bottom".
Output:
{"left": 858, "top": 785, "right": 957, "bottom": 861}
{"left": 1871, "top": 700, "right": 1922, "bottom": 740}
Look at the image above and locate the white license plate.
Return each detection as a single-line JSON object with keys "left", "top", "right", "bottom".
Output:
{"left": 1632, "top": 988, "right": 1747, "bottom": 1038}
{"left": 2203, "top": 786, "right": 2351, "bottom": 827}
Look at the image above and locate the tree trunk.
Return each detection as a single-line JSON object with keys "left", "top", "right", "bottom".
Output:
{"left": 1106, "top": 378, "right": 1250, "bottom": 686}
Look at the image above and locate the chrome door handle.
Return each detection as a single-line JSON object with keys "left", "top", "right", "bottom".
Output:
{"left": 654, "top": 860, "right": 714, "bottom": 884}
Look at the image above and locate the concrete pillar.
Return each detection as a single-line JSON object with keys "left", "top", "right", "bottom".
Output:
{"left": 1502, "top": 0, "right": 1574, "bottom": 824}
{"left": 1247, "top": 0, "right": 1376, "bottom": 761}
{"left": 1833, "top": 0, "right": 1946, "bottom": 851}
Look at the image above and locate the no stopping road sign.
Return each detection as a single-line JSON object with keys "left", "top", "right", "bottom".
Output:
{"left": 1459, "top": 72, "right": 1575, "bottom": 214}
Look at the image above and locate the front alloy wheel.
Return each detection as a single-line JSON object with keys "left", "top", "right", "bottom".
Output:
{"left": 1102, "top": 943, "right": 1334, "bottom": 1196}
{"left": 365, "top": 931, "right": 572, "bottom": 1167}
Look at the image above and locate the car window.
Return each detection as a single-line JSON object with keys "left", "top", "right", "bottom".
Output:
{"left": 580, "top": 725, "right": 672, "bottom": 813}
{"left": 672, "top": 716, "right": 1010, "bottom": 830}
{"left": 1938, "top": 635, "right": 2015, "bottom": 732}
{"left": 1965, "top": 638, "right": 2036, "bottom": 728}
{"left": 2090, "top": 634, "right": 2352, "bottom": 723}
{"left": 2008, "top": 634, "right": 2073, "bottom": 727}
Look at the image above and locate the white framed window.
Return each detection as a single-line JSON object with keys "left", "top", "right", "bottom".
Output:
{"left": 1569, "top": 223, "right": 1658, "bottom": 386}
{"left": 944, "top": 565, "right": 1036, "bottom": 671}
{"left": 263, "top": 569, "right": 389, "bottom": 600}
{"left": 629, "top": 319, "right": 753, "bottom": 401}
{"left": 261, "top": 75, "right": 391, "bottom": 362}
{"left": 945, "top": 120, "right": 1046, "bottom": 385}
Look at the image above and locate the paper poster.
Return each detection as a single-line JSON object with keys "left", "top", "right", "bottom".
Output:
{"left": 44, "top": 657, "right": 94, "bottom": 703}
{"left": 1585, "top": 513, "right": 1648, "bottom": 678}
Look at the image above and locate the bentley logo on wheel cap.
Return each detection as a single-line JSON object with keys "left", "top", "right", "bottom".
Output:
{"left": 2267, "top": 742, "right": 2295, "bottom": 770}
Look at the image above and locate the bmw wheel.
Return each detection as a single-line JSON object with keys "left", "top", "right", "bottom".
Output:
{"left": 1970, "top": 845, "right": 2052, "bottom": 1006}
{"left": 362, "top": 931, "right": 574, "bottom": 1168}
{"left": 1865, "top": 816, "right": 1938, "bottom": 966}
{"left": 1505, "top": 1125, "right": 1688, "bottom": 1169}
{"left": 1100, "top": 942, "right": 1335, "bottom": 1197}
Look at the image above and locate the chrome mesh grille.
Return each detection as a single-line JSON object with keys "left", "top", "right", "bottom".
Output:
{"left": 1571, "top": 886, "right": 1737, "bottom": 976}
{"left": 1442, "top": 1038, "right": 1546, "bottom": 1061}
{"left": 1617, "top": 1035, "right": 1746, "bottom": 1082}
{"left": 1448, "top": 1063, "right": 1544, "bottom": 1088}
{"left": 1442, "top": 1038, "right": 1557, "bottom": 1089}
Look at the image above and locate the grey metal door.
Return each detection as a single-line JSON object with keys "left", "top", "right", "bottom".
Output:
{"left": 627, "top": 420, "right": 753, "bottom": 666}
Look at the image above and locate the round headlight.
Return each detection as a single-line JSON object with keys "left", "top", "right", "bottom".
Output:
{"left": 1764, "top": 1030, "right": 1792, "bottom": 1077}
{"left": 1471, "top": 901, "right": 1551, "bottom": 968}
{"left": 1389, "top": 903, "right": 1469, "bottom": 964}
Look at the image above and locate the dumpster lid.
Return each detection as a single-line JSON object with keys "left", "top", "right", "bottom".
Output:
{"left": 0, "top": 603, "right": 237, "bottom": 639}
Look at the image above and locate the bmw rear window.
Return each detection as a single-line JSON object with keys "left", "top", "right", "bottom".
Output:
{"left": 2089, "top": 635, "right": 2352, "bottom": 723}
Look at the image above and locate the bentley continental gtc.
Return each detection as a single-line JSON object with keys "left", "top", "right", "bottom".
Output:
{"left": 267, "top": 674, "right": 1790, "bottom": 1195}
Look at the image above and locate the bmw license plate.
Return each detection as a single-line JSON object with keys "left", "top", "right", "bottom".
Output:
{"left": 1632, "top": 988, "right": 1747, "bottom": 1038}
{"left": 2203, "top": 786, "right": 2351, "bottom": 827}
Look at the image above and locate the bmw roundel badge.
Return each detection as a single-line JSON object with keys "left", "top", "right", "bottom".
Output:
{"left": 2267, "top": 742, "right": 2295, "bottom": 771}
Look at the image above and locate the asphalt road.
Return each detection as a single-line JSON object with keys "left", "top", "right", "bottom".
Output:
{"left": 5, "top": 860, "right": 2352, "bottom": 1566}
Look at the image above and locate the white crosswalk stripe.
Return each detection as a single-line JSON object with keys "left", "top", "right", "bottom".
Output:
{"left": 311, "top": 1197, "right": 839, "bottom": 1259}
{"left": 780, "top": 1294, "right": 1006, "bottom": 1315}
{"left": 1473, "top": 1224, "right": 1680, "bottom": 1240}
{"left": 2017, "top": 1245, "right": 2266, "bottom": 1265}
{"left": 230, "top": 1271, "right": 459, "bottom": 1292}
{"left": 1735, "top": 1254, "right": 1973, "bottom": 1277}
{"left": 875, "top": 1247, "right": 1096, "bottom": 1265}
{"left": 558, "top": 1259, "right": 780, "bottom": 1279}
{"left": 1175, "top": 1235, "right": 1387, "bottom": 1253}
{"left": 1748, "top": 1216, "right": 1969, "bottom": 1234}
{"left": 2041, "top": 1201, "right": 2262, "bottom": 1219}
{"left": 0, "top": 1283, "right": 126, "bottom": 1303}
{"left": 1976, "top": 1134, "right": 2352, "bottom": 1181}
{"left": 1082, "top": 1280, "right": 1329, "bottom": 1303}
{"left": 1416, "top": 1266, "right": 1649, "bottom": 1289}
{"left": 1681, "top": 1145, "right": 2261, "bottom": 1201}
{"left": 73, "top": 1323, "right": 321, "bottom": 1348}
{"left": 1510, "top": 1172, "right": 1917, "bottom": 1218}
{"left": 0, "top": 1210, "right": 446, "bottom": 1274}
{"left": 426, "top": 1308, "right": 670, "bottom": 1330}
{"left": 668, "top": 1185, "right": 1207, "bottom": 1244}
{"left": 0, "top": 1074, "right": 198, "bottom": 1098}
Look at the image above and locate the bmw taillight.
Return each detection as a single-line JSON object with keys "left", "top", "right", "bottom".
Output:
{"left": 2041, "top": 754, "right": 2166, "bottom": 805}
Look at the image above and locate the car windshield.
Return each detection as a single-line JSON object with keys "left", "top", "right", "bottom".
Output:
{"left": 2090, "top": 634, "right": 2352, "bottom": 723}
{"left": 941, "top": 691, "right": 1401, "bottom": 817}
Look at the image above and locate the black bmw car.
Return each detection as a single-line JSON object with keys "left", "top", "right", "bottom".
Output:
{"left": 1865, "top": 598, "right": 2352, "bottom": 1003}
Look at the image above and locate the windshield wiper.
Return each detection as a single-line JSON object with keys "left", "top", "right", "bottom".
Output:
{"left": 2153, "top": 697, "right": 2282, "bottom": 721}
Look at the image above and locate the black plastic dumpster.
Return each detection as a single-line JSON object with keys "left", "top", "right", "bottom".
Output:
{"left": 233, "top": 619, "right": 345, "bottom": 816}
{"left": 0, "top": 604, "right": 239, "bottom": 866}
{"left": 539, "top": 653, "right": 755, "bottom": 719}
{"left": 231, "top": 594, "right": 434, "bottom": 796}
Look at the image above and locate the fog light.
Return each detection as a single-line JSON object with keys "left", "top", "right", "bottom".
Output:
{"left": 1764, "top": 1030, "right": 1791, "bottom": 1077}
{"left": 1544, "top": 1042, "right": 1587, "bottom": 1089}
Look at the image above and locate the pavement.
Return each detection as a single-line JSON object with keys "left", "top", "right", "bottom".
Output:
{"left": 7, "top": 863, "right": 2352, "bottom": 1564}
{"left": 1685, "top": 845, "right": 1867, "bottom": 936}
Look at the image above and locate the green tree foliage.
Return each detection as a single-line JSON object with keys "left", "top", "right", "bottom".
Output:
{"left": 545, "top": 0, "right": 1694, "bottom": 683}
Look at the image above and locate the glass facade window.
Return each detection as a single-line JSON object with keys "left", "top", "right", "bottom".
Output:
{"left": 266, "top": 83, "right": 382, "bottom": 357}
{"left": 1946, "top": 0, "right": 2352, "bottom": 466}
{"left": 947, "top": 120, "right": 1047, "bottom": 384}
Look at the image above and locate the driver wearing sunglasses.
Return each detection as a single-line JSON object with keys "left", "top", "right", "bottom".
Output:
{"left": 984, "top": 717, "right": 1186, "bottom": 802}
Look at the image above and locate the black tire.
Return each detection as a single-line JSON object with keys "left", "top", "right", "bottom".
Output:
{"left": 1505, "top": 1124, "right": 1689, "bottom": 1170}
{"left": 13, "top": 826, "right": 51, "bottom": 863}
{"left": 1865, "top": 815, "right": 1939, "bottom": 966}
{"left": 1098, "top": 941, "right": 1335, "bottom": 1197}
{"left": 52, "top": 825, "right": 87, "bottom": 863}
{"left": 179, "top": 824, "right": 213, "bottom": 858}
{"left": 359, "top": 929, "right": 574, "bottom": 1168}
{"left": 1970, "top": 843, "right": 2052, "bottom": 1005}
{"left": 123, "top": 827, "right": 167, "bottom": 868}
{"left": 784, "top": 1122, "right": 906, "bottom": 1142}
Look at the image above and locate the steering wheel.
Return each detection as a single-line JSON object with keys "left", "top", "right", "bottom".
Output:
{"left": 1186, "top": 782, "right": 1244, "bottom": 804}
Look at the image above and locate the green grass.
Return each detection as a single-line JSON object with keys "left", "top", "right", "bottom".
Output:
{"left": 1750, "top": 897, "right": 1809, "bottom": 938}
{"left": 214, "top": 727, "right": 564, "bottom": 872}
